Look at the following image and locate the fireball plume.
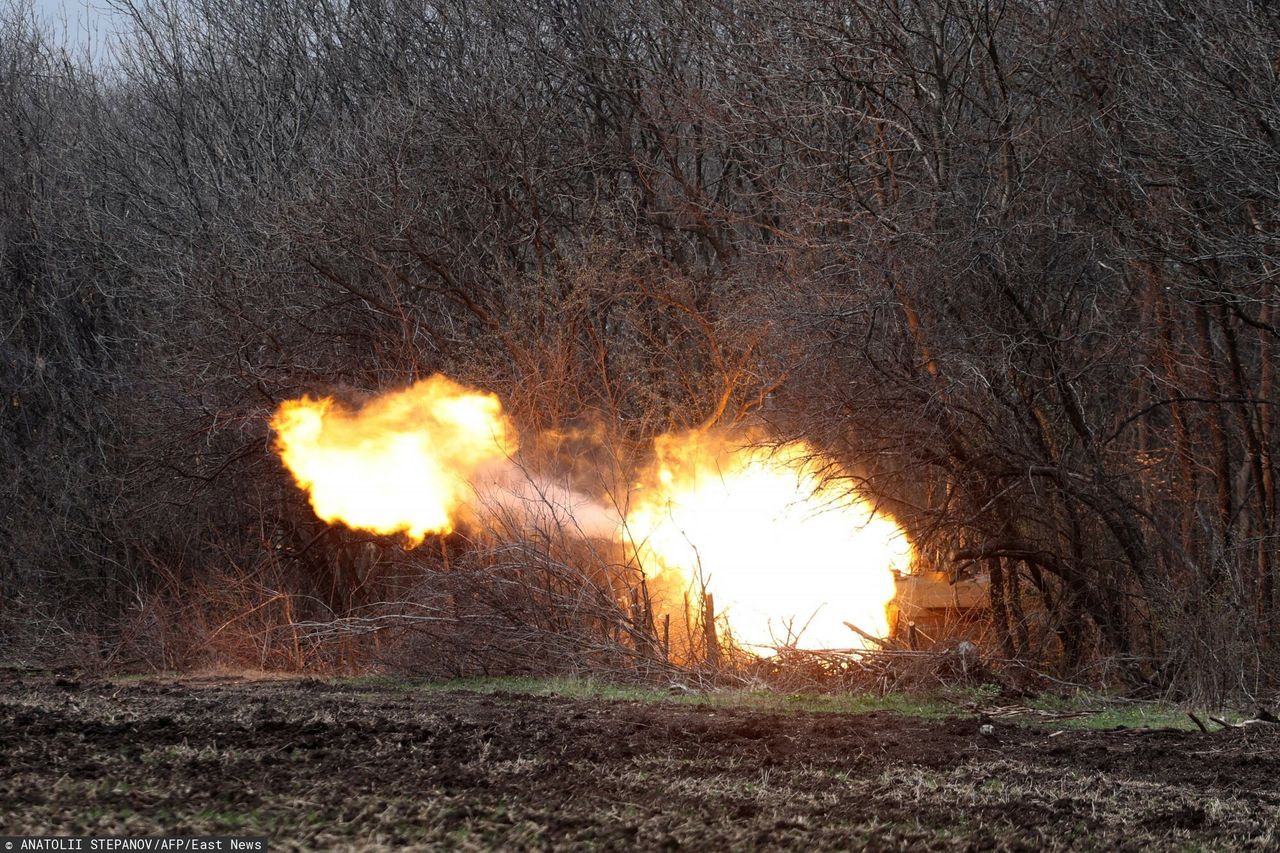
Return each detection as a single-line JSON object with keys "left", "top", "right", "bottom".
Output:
{"left": 271, "top": 377, "right": 913, "bottom": 653}
{"left": 270, "top": 375, "right": 516, "bottom": 543}
{"left": 622, "top": 433, "right": 911, "bottom": 651}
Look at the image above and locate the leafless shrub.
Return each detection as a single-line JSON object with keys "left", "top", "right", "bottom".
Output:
{"left": 3, "top": 0, "right": 1278, "bottom": 697}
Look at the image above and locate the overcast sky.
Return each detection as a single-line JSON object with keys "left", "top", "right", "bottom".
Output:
{"left": 29, "top": 0, "right": 129, "bottom": 64}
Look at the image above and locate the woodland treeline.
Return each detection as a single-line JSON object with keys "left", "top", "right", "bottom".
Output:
{"left": 2, "top": 0, "right": 1278, "bottom": 698}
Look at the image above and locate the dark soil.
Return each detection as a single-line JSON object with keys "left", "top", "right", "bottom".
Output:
{"left": 1, "top": 672, "right": 1277, "bottom": 850}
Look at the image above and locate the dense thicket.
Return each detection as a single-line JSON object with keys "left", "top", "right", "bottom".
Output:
{"left": 3, "top": 0, "right": 1277, "bottom": 698}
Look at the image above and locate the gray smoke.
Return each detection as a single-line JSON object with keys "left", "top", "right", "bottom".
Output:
{"left": 469, "top": 459, "right": 621, "bottom": 540}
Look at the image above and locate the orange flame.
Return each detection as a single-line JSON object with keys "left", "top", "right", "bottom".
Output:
{"left": 270, "top": 377, "right": 911, "bottom": 652}
{"left": 270, "top": 376, "right": 516, "bottom": 543}
{"left": 622, "top": 433, "right": 911, "bottom": 651}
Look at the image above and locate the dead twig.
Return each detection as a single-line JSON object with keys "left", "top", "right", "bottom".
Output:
{"left": 843, "top": 621, "right": 891, "bottom": 648}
